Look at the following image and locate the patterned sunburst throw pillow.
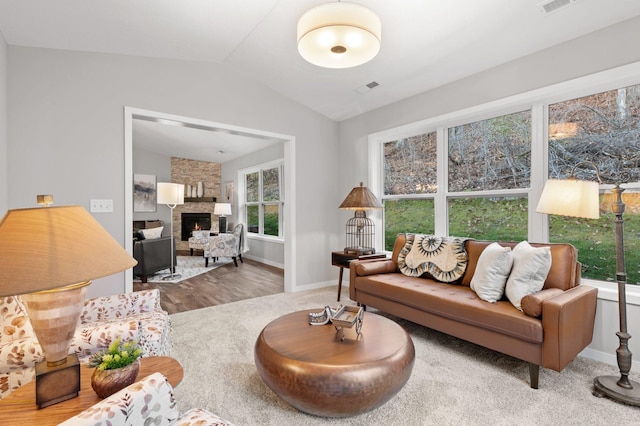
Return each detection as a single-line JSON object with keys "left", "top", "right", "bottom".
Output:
{"left": 398, "top": 234, "right": 470, "bottom": 282}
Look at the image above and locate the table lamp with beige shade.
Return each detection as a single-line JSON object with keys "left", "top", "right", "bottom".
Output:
{"left": 536, "top": 162, "right": 640, "bottom": 406}
{"left": 0, "top": 199, "right": 137, "bottom": 408}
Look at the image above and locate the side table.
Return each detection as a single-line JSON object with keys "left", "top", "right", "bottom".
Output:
{"left": 332, "top": 251, "right": 387, "bottom": 301}
{"left": 0, "top": 356, "right": 184, "bottom": 424}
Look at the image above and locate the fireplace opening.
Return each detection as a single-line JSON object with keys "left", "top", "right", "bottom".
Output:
{"left": 181, "top": 213, "right": 212, "bottom": 241}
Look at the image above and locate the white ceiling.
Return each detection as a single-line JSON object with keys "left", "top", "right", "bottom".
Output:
{"left": 2, "top": 0, "right": 640, "bottom": 160}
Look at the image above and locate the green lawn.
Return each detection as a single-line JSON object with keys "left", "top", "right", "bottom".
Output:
{"left": 384, "top": 197, "right": 640, "bottom": 284}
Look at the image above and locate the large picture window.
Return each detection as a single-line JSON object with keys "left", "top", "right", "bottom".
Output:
{"left": 374, "top": 71, "right": 640, "bottom": 285}
{"left": 243, "top": 161, "right": 284, "bottom": 238}
{"left": 548, "top": 85, "right": 640, "bottom": 284}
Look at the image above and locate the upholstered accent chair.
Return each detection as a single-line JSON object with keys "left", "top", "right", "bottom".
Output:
{"left": 59, "top": 372, "right": 234, "bottom": 426}
{"left": 0, "top": 289, "right": 170, "bottom": 399}
{"left": 188, "top": 229, "right": 214, "bottom": 256}
{"left": 204, "top": 224, "right": 245, "bottom": 267}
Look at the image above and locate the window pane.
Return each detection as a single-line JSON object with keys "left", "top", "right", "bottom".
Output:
{"left": 246, "top": 205, "right": 259, "bottom": 234}
{"left": 549, "top": 211, "right": 639, "bottom": 285}
{"left": 383, "top": 199, "right": 434, "bottom": 251}
{"left": 383, "top": 132, "right": 437, "bottom": 195}
{"left": 264, "top": 204, "right": 279, "bottom": 236}
{"left": 448, "top": 197, "right": 528, "bottom": 240}
{"left": 263, "top": 168, "right": 280, "bottom": 201}
{"left": 548, "top": 85, "right": 640, "bottom": 284}
{"left": 548, "top": 85, "right": 640, "bottom": 181}
{"left": 246, "top": 172, "right": 259, "bottom": 203}
{"left": 448, "top": 111, "right": 531, "bottom": 192}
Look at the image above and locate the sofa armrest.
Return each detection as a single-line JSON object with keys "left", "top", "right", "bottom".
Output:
{"left": 80, "top": 289, "right": 163, "bottom": 323}
{"left": 352, "top": 259, "right": 397, "bottom": 277}
{"left": 59, "top": 372, "right": 179, "bottom": 426}
{"left": 349, "top": 259, "right": 397, "bottom": 301}
{"left": 541, "top": 285, "right": 598, "bottom": 372}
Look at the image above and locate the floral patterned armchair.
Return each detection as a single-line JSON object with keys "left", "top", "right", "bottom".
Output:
{"left": 203, "top": 224, "right": 245, "bottom": 267}
{"left": 0, "top": 289, "right": 170, "bottom": 399}
{"left": 59, "top": 372, "right": 234, "bottom": 426}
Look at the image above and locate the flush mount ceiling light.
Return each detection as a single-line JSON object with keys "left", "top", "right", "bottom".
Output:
{"left": 297, "top": 2, "right": 381, "bottom": 69}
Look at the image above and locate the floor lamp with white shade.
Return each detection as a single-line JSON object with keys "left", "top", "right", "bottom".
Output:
{"left": 536, "top": 161, "right": 640, "bottom": 406}
{"left": 157, "top": 182, "right": 184, "bottom": 280}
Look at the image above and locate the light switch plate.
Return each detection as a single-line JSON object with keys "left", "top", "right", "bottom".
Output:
{"left": 90, "top": 199, "right": 113, "bottom": 213}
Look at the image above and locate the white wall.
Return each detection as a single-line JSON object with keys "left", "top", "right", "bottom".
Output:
{"left": 222, "top": 143, "right": 285, "bottom": 268}
{"left": 7, "top": 47, "right": 339, "bottom": 297}
{"left": 0, "top": 32, "right": 7, "bottom": 216}
{"left": 338, "top": 17, "right": 640, "bottom": 372}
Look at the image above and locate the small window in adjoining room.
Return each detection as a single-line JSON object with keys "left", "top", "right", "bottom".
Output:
{"left": 243, "top": 162, "right": 284, "bottom": 238}
{"left": 548, "top": 84, "right": 640, "bottom": 284}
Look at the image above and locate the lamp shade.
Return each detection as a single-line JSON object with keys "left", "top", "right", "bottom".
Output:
{"left": 214, "top": 202, "right": 232, "bottom": 216}
{"left": 157, "top": 182, "right": 185, "bottom": 205}
{"left": 536, "top": 178, "right": 600, "bottom": 219}
{"left": 297, "top": 2, "right": 381, "bottom": 68}
{"left": 339, "top": 182, "right": 382, "bottom": 210}
{"left": 0, "top": 205, "right": 137, "bottom": 297}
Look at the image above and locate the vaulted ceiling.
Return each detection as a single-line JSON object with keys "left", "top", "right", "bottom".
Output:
{"left": 2, "top": 0, "right": 639, "bottom": 123}
{"left": 2, "top": 1, "right": 639, "bottom": 162}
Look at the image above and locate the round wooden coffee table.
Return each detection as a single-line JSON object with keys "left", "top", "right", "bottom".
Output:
{"left": 254, "top": 309, "right": 415, "bottom": 417}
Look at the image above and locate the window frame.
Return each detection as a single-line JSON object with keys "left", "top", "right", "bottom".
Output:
{"left": 239, "top": 159, "right": 285, "bottom": 241}
{"left": 368, "top": 61, "right": 640, "bottom": 299}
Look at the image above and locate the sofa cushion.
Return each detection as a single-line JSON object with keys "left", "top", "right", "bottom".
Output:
{"left": 355, "top": 274, "right": 543, "bottom": 343}
{"left": 505, "top": 241, "right": 552, "bottom": 310}
{"left": 470, "top": 243, "right": 513, "bottom": 303}
{"left": 397, "top": 234, "right": 469, "bottom": 282}
{"left": 462, "top": 240, "right": 578, "bottom": 291}
{"left": 141, "top": 226, "right": 163, "bottom": 240}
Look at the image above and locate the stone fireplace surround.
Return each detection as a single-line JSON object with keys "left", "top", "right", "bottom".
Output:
{"left": 170, "top": 157, "right": 222, "bottom": 252}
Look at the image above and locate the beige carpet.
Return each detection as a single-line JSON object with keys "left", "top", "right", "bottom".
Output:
{"left": 169, "top": 287, "right": 640, "bottom": 425}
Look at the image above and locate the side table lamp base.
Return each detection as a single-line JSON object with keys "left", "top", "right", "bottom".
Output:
{"left": 35, "top": 353, "right": 81, "bottom": 408}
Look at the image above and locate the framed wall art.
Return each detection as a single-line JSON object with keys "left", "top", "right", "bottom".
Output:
{"left": 224, "top": 181, "right": 234, "bottom": 205}
{"left": 133, "top": 174, "right": 157, "bottom": 212}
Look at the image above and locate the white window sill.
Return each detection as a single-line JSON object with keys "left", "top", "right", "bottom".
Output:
{"left": 580, "top": 278, "right": 640, "bottom": 306}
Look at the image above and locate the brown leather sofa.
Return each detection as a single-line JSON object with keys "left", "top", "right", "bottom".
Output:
{"left": 349, "top": 235, "right": 598, "bottom": 388}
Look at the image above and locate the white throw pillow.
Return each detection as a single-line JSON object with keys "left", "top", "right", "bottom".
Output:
{"left": 470, "top": 243, "right": 513, "bottom": 303}
{"left": 141, "top": 226, "right": 163, "bottom": 240}
{"left": 505, "top": 241, "right": 552, "bottom": 310}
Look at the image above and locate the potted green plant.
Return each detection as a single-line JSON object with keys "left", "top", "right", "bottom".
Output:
{"left": 88, "top": 338, "right": 143, "bottom": 398}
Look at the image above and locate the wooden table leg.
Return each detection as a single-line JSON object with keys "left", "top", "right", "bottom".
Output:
{"left": 337, "top": 267, "right": 344, "bottom": 301}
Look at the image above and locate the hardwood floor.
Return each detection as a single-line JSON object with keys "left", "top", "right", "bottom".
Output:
{"left": 133, "top": 258, "right": 284, "bottom": 314}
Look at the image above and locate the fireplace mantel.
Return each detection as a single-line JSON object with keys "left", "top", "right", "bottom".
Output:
{"left": 184, "top": 197, "right": 217, "bottom": 203}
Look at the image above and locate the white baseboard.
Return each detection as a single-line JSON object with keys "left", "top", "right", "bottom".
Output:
{"left": 292, "top": 280, "right": 338, "bottom": 293}
{"left": 580, "top": 347, "right": 640, "bottom": 374}
{"left": 243, "top": 254, "right": 283, "bottom": 269}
